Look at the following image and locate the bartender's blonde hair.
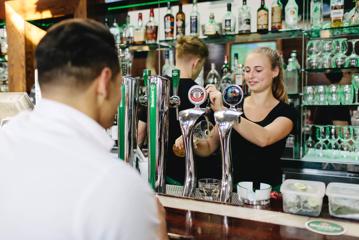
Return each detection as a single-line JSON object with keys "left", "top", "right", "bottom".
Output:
{"left": 176, "top": 36, "right": 209, "bottom": 60}
{"left": 251, "top": 47, "right": 288, "bottom": 103}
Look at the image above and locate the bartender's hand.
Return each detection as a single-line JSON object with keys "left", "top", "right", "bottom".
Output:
{"left": 156, "top": 197, "right": 169, "bottom": 240}
{"left": 205, "top": 84, "right": 224, "bottom": 112}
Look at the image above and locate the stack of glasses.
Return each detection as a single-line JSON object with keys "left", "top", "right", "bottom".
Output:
{"left": 306, "top": 38, "right": 359, "bottom": 69}
{"left": 303, "top": 74, "right": 359, "bottom": 105}
{"left": 304, "top": 124, "right": 359, "bottom": 161}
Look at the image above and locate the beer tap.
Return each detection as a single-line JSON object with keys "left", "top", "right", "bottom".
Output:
{"left": 147, "top": 69, "right": 181, "bottom": 193}
{"left": 214, "top": 85, "right": 243, "bottom": 203}
{"left": 179, "top": 85, "right": 208, "bottom": 197}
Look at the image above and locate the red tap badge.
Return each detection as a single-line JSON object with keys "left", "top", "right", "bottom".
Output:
{"left": 188, "top": 85, "right": 207, "bottom": 106}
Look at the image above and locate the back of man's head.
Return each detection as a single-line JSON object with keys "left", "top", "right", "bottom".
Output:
{"left": 35, "top": 19, "right": 120, "bottom": 91}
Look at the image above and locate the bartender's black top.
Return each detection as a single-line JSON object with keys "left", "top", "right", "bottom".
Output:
{"left": 138, "top": 78, "right": 219, "bottom": 184}
{"left": 231, "top": 100, "right": 297, "bottom": 188}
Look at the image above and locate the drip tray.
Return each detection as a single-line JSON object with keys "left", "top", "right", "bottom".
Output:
{"left": 165, "top": 184, "right": 243, "bottom": 206}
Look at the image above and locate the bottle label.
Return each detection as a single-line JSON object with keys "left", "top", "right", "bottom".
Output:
{"left": 257, "top": 10, "right": 268, "bottom": 28}
{"left": 176, "top": 19, "right": 185, "bottom": 35}
{"left": 190, "top": 16, "right": 198, "bottom": 34}
{"left": 146, "top": 25, "right": 158, "bottom": 42}
{"left": 224, "top": 19, "right": 232, "bottom": 32}
{"left": 271, "top": 6, "right": 282, "bottom": 25}
{"left": 286, "top": 8, "right": 298, "bottom": 25}
{"left": 164, "top": 16, "right": 174, "bottom": 38}
{"left": 235, "top": 75, "right": 243, "bottom": 85}
{"left": 331, "top": 4, "right": 344, "bottom": 19}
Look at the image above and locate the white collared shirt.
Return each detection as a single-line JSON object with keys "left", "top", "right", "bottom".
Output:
{"left": 0, "top": 99, "right": 159, "bottom": 240}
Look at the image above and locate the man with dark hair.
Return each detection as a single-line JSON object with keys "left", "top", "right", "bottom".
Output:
{"left": 0, "top": 19, "right": 166, "bottom": 240}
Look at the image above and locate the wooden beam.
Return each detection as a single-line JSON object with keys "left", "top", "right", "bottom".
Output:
{"left": 5, "top": 1, "right": 26, "bottom": 92}
{"left": 74, "top": 0, "right": 87, "bottom": 19}
{"left": 5, "top": 0, "right": 87, "bottom": 92}
{"left": 0, "top": 0, "right": 5, "bottom": 20}
{"left": 5, "top": 0, "right": 80, "bottom": 21}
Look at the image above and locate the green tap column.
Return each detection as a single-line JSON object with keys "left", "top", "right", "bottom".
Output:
{"left": 118, "top": 79, "right": 126, "bottom": 160}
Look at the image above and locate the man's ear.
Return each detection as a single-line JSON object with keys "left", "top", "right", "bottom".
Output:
{"left": 96, "top": 67, "right": 113, "bottom": 100}
{"left": 192, "top": 57, "right": 201, "bottom": 69}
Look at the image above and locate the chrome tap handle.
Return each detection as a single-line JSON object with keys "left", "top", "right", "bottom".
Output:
{"left": 180, "top": 85, "right": 207, "bottom": 197}
{"left": 215, "top": 85, "right": 244, "bottom": 203}
{"left": 215, "top": 110, "right": 241, "bottom": 203}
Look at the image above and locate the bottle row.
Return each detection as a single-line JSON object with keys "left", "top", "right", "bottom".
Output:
{"left": 107, "top": 0, "right": 359, "bottom": 45}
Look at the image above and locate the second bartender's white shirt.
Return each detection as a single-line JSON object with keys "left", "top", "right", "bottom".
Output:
{"left": 0, "top": 99, "right": 159, "bottom": 240}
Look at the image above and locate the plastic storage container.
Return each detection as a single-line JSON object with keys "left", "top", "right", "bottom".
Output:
{"left": 326, "top": 182, "right": 359, "bottom": 220}
{"left": 280, "top": 179, "right": 325, "bottom": 217}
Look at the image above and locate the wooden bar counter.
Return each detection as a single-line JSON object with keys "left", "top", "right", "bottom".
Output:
{"left": 158, "top": 195, "right": 359, "bottom": 240}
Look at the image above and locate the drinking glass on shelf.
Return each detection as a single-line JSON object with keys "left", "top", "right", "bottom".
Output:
{"left": 338, "top": 126, "right": 353, "bottom": 159}
{"left": 327, "top": 125, "right": 341, "bottom": 159}
{"left": 332, "top": 38, "right": 348, "bottom": 68}
{"left": 314, "top": 125, "right": 327, "bottom": 158}
{"left": 322, "top": 40, "right": 334, "bottom": 69}
{"left": 303, "top": 86, "right": 315, "bottom": 105}
{"left": 353, "top": 126, "right": 359, "bottom": 161}
{"left": 314, "top": 85, "right": 327, "bottom": 105}
{"left": 345, "top": 39, "right": 359, "bottom": 68}
{"left": 340, "top": 85, "right": 354, "bottom": 105}
{"left": 352, "top": 73, "right": 359, "bottom": 104}
{"left": 306, "top": 40, "right": 322, "bottom": 69}
{"left": 327, "top": 84, "right": 341, "bottom": 105}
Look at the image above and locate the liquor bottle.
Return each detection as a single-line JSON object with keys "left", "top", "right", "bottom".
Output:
{"left": 164, "top": 2, "right": 175, "bottom": 40}
{"left": 285, "top": 51, "right": 300, "bottom": 94}
{"left": 221, "top": 55, "right": 230, "bottom": 75}
{"left": 223, "top": 3, "right": 236, "bottom": 34}
{"left": 310, "top": 0, "right": 323, "bottom": 29}
{"left": 162, "top": 50, "right": 175, "bottom": 77}
{"left": 190, "top": 0, "right": 200, "bottom": 36}
{"left": 109, "top": 18, "right": 120, "bottom": 44}
{"left": 285, "top": 0, "right": 299, "bottom": 30}
{"left": 330, "top": 0, "right": 344, "bottom": 28}
{"left": 205, "top": 63, "right": 220, "bottom": 88}
{"left": 232, "top": 53, "right": 242, "bottom": 86}
{"left": 257, "top": 0, "right": 269, "bottom": 34}
{"left": 104, "top": 18, "right": 110, "bottom": 28}
{"left": 134, "top": 13, "right": 145, "bottom": 45}
{"left": 220, "top": 56, "right": 232, "bottom": 91}
{"left": 205, "top": 13, "right": 217, "bottom": 36}
{"left": 125, "top": 15, "right": 134, "bottom": 44}
{"left": 238, "top": 0, "right": 251, "bottom": 34}
{"left": 271, "top": 0, "right": 283, "bottom": 32}
{"left": 145, "top": 8, "right": 158, "bottom": 44}
{"left": 176, "top": 3, "right": 186, "bottom": 37}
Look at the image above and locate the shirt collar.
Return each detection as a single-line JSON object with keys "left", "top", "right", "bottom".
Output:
{"left": 34, "top": 98, "right": 114, "bottom": 151}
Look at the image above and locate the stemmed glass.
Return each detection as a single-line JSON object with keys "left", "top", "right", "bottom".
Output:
{"left": 332, "top": 38, "right": 348, "bottom": 68}
{"left": 338, "top": 126, "right": 353, "bottom": 159}
{"left": 306, "top": 40, "right": 322, "bottom": 69}
{"left": 352, "top": 73, "right": 359, "bottom": 104}
{"left": 322, "top": 40, "right": 334, "bottom": 69}
{"left": 314, "top": 125, "right": 327, "bottom": 158}
{"left": 327, "top": 125, "right": 341, "bottom": 159}
{"left": 353, "top": 126, "right": 359, "bottom": 161}
{"left": 345, "top": 39, "right": 359, "bottom": 68}
{"left": 305, "top": 125, "right": 315, "bottom": 157}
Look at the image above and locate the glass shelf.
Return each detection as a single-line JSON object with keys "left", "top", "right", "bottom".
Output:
{"left": 302, "top": 154, "right": 359, "bottom": 165}
{"left": 304, "top": 25, "right": 359, "bottom": 39}
{"left": 119, "top": 43, "right": 170, "bottom": 52}
{"left": 303, "top": 103, "right": 359, "bottom": 107}
{"left": 159, "top": 29, "right": 303, "bottom": 46}
{"left": 304, "top": 67, "right": 359, "bottom": 73}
